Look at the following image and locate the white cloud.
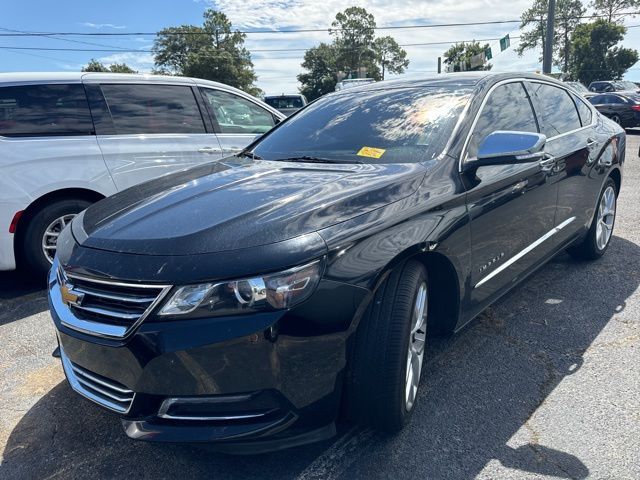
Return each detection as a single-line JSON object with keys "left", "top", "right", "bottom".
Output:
{"left": 80, "top": 22, "right": 127, "bottom": 30}
{"left": 96, "top": 52, "right": 155, "bottom": 70}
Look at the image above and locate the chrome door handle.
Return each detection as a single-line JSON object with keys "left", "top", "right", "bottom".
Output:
{"left": 539, "top": 155, "right": 556, "bottom": 172}
{"left": 586, "top": 138, "right": 598, "bottom": 149}
{"left": 198, "top": 147, "right": 220, "bottom": 154}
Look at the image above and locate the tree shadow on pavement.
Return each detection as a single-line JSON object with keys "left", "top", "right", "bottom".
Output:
{"left": 2, "top": 235, "right": 639, "bottom": 479}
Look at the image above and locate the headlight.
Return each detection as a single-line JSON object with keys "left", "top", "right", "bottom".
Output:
{"left": 158, "top": 260, "right": 323, "bottom": 318}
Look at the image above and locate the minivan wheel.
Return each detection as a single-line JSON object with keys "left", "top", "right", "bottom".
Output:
{"left": 20, "top": 199, "right": 92, "bottom": 278}
{"left": 567, "top": 178, "right": 617, "bottom": 260}
{"left": 345, "top": 259, "right": 428, "bottom": 432}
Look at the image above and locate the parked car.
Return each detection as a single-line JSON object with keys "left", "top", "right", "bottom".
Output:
{"left": 264, "top": 94, "right": 308, "bottom": 116}
{"left": 565, "top": 81, "right": 594, "bottom": 98}
{"left": 49, "top": 72, "right": 624, "bottom": 452}
{"left": 335, "top": 78, "right": 376, "bottom": 91}
{"left": 588, "top": 80, "right": 640, "bottom": 94}
{"left": 0, "top": 72, "right": 284, "bottom": 276}
{"left": 589, "top": 92, "right": 640, "bottom": 127}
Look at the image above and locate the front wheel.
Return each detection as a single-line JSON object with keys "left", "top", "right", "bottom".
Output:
{"left": 20, "top": 199, "right": 92, "bottom": 278}
{"left": 567, "top": 178, "right": 617, "bottom": 260}
{"left": 345, "top": 259, "right": 428, "bottom": 432}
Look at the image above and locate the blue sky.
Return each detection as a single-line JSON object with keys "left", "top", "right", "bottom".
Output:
{"left": 1, "top": 0, "right": 638, "bottom": 94}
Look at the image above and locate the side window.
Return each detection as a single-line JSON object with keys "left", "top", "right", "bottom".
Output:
{"left": 0, "top": 84, "right": 93, "bottom": 137}
{"left": 608, "top": 96, "right": 625, "bottom": 104}
{"left": 467, "top": 82, "right": 538, "bottom": 159}
{"left": 590, "top": 95, "right": 605, "bottom": 104}
{"left": 99, "top": 84, "right": 206, "bottom": 135}
{"left": 530, "top": 83, "right": 582, "bottom": 137}
{"left": 201, "top": 88, "right": 275, "bottom": 134}
{"left": 572, "top": 94, "right": 593, "bottom": 126}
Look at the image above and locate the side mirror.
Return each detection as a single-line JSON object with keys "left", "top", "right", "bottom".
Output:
{"left": 464, "top": 131, "right": 546, "bottom": 173}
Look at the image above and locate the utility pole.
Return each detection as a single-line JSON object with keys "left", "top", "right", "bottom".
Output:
{"left": 542, "top": 0, "right": 556, "bottom": 74}
{"left": 437, "top": 57, "right": 442, "bottom": 74}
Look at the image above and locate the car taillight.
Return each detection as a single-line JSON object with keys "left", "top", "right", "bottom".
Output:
{"left": 631, "top": 104, "right": 640, "bottom": 111}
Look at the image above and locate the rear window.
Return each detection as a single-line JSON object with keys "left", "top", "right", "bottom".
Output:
{"left": 100, "top": 84, "right": 205, "bottom": 135}
{"left": 0, "top": 84, "right": 93, "bottom": 137}
{"left": 253, "top": 87, "right": 471, "bottom": 164}
{"left": 530, "top": 83, "right": 582, "bottom": 137}
{"left": 265, "top": 96, "right": 305, "bottom": 109}
{"left": 572, "top": 94, "right": 593, "bottom": 126}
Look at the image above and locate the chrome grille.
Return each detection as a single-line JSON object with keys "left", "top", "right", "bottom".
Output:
{"left": 55, "top": 266, "right": 171, "bottom": 338}
{"left": 60, "top": 347, "right": 135, "bottom": 413}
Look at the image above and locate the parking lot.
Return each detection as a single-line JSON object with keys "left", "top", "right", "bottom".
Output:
{"left": 0, "top": 131, "right": 638, "bottom": 480}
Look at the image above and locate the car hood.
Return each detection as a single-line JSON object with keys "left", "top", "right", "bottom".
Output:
{"left": 75, "top": 157, "right": 426, "bottom": 255}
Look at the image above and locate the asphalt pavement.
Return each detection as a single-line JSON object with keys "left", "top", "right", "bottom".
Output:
{"left": 1, "top": 130, "right": 639, "bottom": 480}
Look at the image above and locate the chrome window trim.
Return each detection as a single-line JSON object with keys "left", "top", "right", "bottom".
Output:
{"left": 459, "top": 77, "right": 597, "bottom": 173}
{"left": 475, "top": 216, "right": 576, "bottom": 288}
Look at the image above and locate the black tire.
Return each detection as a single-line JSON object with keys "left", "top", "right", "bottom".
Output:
{"left": 20, "top": 199, "right": 92, "bottom": 278}
{"left": 611, "top": 114, "right": 621, "bottom": 126}
{"left": 345, "top": 259, "right": 428, "bottom": 432}
{"left": 567, "top": 178, "right": 617, "bottom": 261}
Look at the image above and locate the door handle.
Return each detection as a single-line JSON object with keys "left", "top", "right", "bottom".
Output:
{"left": 198, "top": 146, "right": 220, "bottom": 154}
{"left": 539, "top": 154, "right": 556, "bottom": 172}
{"left": 586, "top": 138, "right": 598, "bottom": 149}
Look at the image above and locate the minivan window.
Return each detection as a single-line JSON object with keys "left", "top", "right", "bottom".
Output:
{"left": 530, "top": 83, "right": 582, "bottom": 137}
{"left": 467, "top": 82, "right": 538, "bottom": 159}
{"left": 573, "top": 94, "right": 593, "bottom": 126}
{"left": 201, "top": 88, "right": 275, "bottom": 134}
{"left": 0, "top": 84, "right": 93, "bottom": 137}
{"left": 100, "top": 84, "right": 205, "bottom": 135}
{"left": 265, "top": 96, "right": 305, "bottom": 109}
{"left": 253, "top": 87, "right": 471, "bottom": 164}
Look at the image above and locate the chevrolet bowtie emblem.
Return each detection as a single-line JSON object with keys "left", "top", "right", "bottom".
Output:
{"left": 60, "top": 283, "right": 84, "bottom": 307}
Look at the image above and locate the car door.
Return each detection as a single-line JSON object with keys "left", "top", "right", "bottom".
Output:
{"left": 463, "top": 81, "right": 558, "bottom": 314}
{"left": 199, "top": 87, "right": 277, "bottom": 156}
{"left": 527, "top": 81, "right": 594, "bottom": 243}
{"left": 86, "top": 81, "right": 223, "bottom": 191}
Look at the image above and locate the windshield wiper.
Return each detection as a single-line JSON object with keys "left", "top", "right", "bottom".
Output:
{"left": 275, "top": 156, "right": 362, "bottom": 164}
{"left": 237, "top": 150, "right": 263, "bottom": 160}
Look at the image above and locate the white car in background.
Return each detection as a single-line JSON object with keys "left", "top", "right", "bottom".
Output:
{"left": 0, "top": 72, "right": 284, "bottom": 276}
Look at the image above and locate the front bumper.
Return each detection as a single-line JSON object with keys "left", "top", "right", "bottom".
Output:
{"left": 48, "top": 260, "right": 368, "bottom": 451}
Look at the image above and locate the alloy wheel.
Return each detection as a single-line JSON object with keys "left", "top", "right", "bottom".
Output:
{"left": 595, "top": 186, "right": 616, "bottom": 251}
{"left": 405, "top": 281, "right": 427, "bottom": 411}
{"left": 42, "top": 214, "right": 76, "bottom": 264}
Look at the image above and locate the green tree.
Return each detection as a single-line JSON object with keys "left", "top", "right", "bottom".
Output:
{"left": 330, "top": 7, "right": 378, "bottom": 79}
{"left": 517, "top": 0, "right": 585, "bottom": 72}
{"left": 569, "top": 19, "right": 639, "bottom": 84}
{"left": 591, "top": 0, "right": 639, "bottom": 23}
{"left": 82, "top": 59, "right": 138, "bottom": 73}
{"left": 443, "top": 41, "right": 492, "bottom": 71}
{"left": 152, "top": 9, "right": 259, "bottom": 95}
{"left": 373, "top": 36, "right": 409, "bottom": 80}
{"left": 297, "top": 43, "right": 338, "bottom": 101}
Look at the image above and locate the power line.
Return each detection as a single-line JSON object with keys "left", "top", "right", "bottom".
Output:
{"left": 0, "top": 12, "right": 638, "bottom": 37}
{"left": 1, "top": 25, "right": 638, "bottom": 55}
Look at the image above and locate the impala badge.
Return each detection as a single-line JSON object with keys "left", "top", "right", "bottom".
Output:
{"left": 478, "top": 252, "right": 505, "bottom": 273}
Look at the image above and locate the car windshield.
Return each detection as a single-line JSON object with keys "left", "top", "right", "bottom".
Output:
{"left": 265, "top": 96, "right": 304, "bottom": 109}
{"left": 252, "top": 87, "right": 471, "bottom": 164}
{"left": 614, "top": 81, "right": 639, "bottom": 90}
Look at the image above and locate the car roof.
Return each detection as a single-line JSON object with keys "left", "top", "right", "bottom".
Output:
{"left": 265, "top": 94, "right": 304, "bottom": 98}
{"left": 331, "top": 72, "right": 564, "bottom": 95}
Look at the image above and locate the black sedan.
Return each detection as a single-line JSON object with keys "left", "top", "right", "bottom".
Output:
{"left": 48, "top": 72, "right": 625, "bottom": 453}
{"left": 589, "top": 92, "right": 640, "bottom": 128}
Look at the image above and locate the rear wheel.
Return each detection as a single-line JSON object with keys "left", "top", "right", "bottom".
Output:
{"left": 345, "top": 259, "right": 428, "bottom": 432}
{"left": 20, "top": 199, "right": 92, "bottom": 278}
{"left": 611, "top": 114, "right": 621, "bottom": 126}
{"left": 567, "top": 178, "right": 616, "bottom": 260}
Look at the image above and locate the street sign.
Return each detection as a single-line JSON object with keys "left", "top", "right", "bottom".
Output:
{"left": 485, "top": 48, "right": 493, "bottom": 60}
{"left": 500, "top": 35, "right": 510, "bottom": 52}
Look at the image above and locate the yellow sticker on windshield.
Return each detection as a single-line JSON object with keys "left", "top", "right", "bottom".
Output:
{"left": 357, "top": 147, "right": 386, "bottom": 159}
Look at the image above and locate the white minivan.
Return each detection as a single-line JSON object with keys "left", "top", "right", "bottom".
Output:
{"left": 0, "top": 72, "right": 284, "bottom": 276}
